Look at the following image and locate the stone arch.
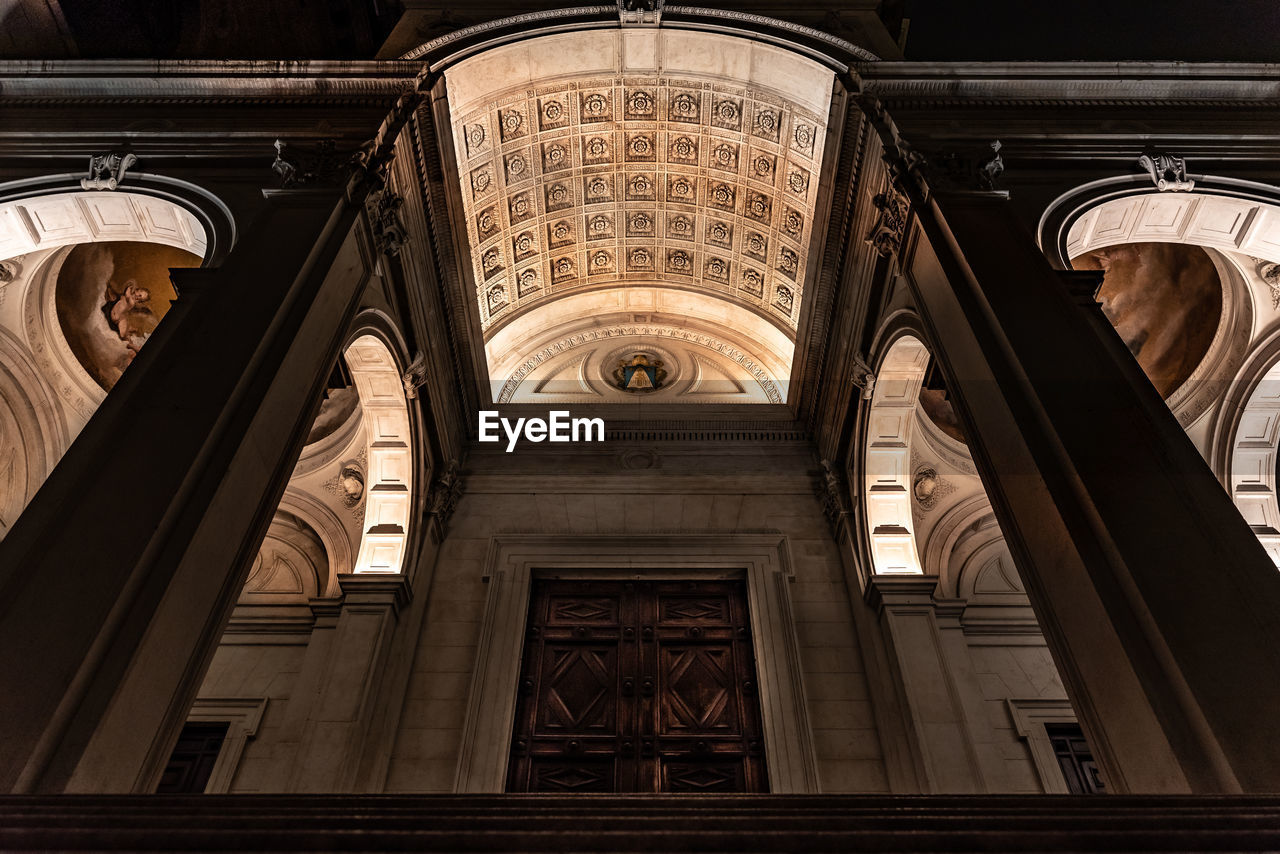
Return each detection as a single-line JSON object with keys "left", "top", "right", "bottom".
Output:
{"left": 0, "top": 184, "right": 225, "bottom": 541}
{"left": 1038, "top": 179, "right": 1280, "bottom": 271}
{"left": 344, "top": 333, "right": 413, "bottom": 574}
{"left": 1043, "top": 189, "right": 1257, "bottom": 424}
{"left": 926, "top": 495, "right": 999, "bottom": 598}
{"left": 864, "top": 332, "right": 931, "bottom": 575}
{"left": 1043, "top": 181, "right": 1280, "bottom": 561}
{"left": 1210, "top": 327, "right": 1280, "bottom": 566}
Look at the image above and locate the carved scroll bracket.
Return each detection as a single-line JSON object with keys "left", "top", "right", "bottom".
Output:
{"left": 851, "top": 354, "right": 876, "bottom": 400}
{"left": 1138, "top": 152, "right": 1195, "bottom": 192}
{"left": 401, "top": 351, "right": 428, "bottom": 399}
{"left": 618, "top": 0, "right": 663, "bottom": 25}
{"left": 81, "top": 152, "right": 136, "bottom": 191}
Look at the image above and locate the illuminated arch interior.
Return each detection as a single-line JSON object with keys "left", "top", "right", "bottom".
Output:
{"left": 442, "top": 27, "right": 837, "bottom": 403}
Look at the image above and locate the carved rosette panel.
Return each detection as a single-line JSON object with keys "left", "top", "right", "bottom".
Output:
{"left": 453, "top": 76, "right": 826, "bottom": 333}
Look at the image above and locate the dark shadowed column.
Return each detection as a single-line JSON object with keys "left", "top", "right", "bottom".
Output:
{"left": 894, "top": 181, "right": 1280, "bottom": 793}
{"left": 0, "top": 181, "right": 375, "bottom": 792}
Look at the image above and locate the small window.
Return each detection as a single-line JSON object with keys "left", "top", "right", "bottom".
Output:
{"left": 1044, "top": 722, "right": 1105, "bottom": 794}
{"left": 156, "top": 722, "right": 229, "bottom": 794}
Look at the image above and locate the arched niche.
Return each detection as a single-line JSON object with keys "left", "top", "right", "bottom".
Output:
{"left": 864, "top": 327, "right": 993, "bottom": 578}
{"left": 344, "top": 334, "right": 413, "bottom": 574}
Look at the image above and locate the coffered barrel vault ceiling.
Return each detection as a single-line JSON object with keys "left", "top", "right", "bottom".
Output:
{"left": 442, "top": 28, "right": 836, "bottom": 403}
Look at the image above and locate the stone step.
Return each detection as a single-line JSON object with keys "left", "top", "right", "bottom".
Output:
{"left": 2, "top": 794, "right": 1280, "bottom": 852}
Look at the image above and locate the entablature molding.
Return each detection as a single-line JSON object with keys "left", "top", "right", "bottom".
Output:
{"left": 856, "top": 61, "right": 1280, "bottom": 107}
{"left": 0, "top": 60, "right": 420, "bottom": 105}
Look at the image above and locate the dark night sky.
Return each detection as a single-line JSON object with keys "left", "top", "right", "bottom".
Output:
{"left": 902, "top": 0, "right": 1280, "bottom": 61}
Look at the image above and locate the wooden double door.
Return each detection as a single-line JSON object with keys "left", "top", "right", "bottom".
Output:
{"left": 507, "top": 579, "right": 768, "bottom": 793}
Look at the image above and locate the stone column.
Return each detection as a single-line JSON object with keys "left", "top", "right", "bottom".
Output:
{"left": 0, "top": 185, "right": 373, "bottom": 793}
{"left": 897, "top": 186, "right": 1280, "bottom": 793}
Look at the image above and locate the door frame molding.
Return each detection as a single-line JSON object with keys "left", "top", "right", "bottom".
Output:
{"left": 453, "top": 533, "right": 819, "bottom": 793}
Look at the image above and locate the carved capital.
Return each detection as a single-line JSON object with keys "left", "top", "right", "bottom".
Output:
{"left": 817, "top": 459, "right": 853, "bottom": 535}
{"left": 81, "top": 152, "right": 136, "bottom": 191}
{"left": 858, "top": 92, "right": 1003, "bottom": 200}
{"left": 369, "top": 189, "right": 409, "bottom": 257}
{"left": 1138, "top": 152, "right": 1194, "bottom": 192}
{"left": 426, "top": 459, "right": 464, "bottom": 533}
{"left": 865, "top": 187, "right": 910, "bottom": 258}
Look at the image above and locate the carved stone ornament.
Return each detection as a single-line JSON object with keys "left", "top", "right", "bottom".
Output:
{"left": 850, "top": 354, "right": 876, "bottom": 400}
{"left": 427, "top": 459, "right": 464, "bottom": 528}
{"left": 1256, "top": 258, "right": 1280, "bottom": 309}
{"left": 865, "top": 188, "right": 909, "bottom": 258}
{"left": 1138, "top": 153, "right": 1195, "bottom": 192}
{"left": 81, "top": 152, "right": 137, "bottom": 191}
{"left": 323, "top": 457, "right": 367, "bottom": 517}
{"left": 911, "top": 464, "right": 955, "bottom": 512}
{"left": 0, "top": 258, "right": 20, "bottom": 286}
{"left": 817, "top": 459, "right": 852, "bottom": 532}
{"left": 369, "top": 189, "right": 409, "bottom": 257}
{"left": 618, "top": 0, "right": 663, "bottom": 25}
{"left": 401, "top": 351, "right": 428, "bottom": 399}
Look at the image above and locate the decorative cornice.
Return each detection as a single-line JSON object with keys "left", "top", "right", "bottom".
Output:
{"left": 857, "top": 62, "right": 1280, "bottom": 106}
{"left": 663, "top": 7, "right": 877, "bottom": 63}
{"left": 400, "top": 6, "right": 876, "bottom": 66}
{"left": 403, "top": 7, "right": 615, "bottom": 61}
{"left": 0, "top": 61, "right": 419, "bottom": 104}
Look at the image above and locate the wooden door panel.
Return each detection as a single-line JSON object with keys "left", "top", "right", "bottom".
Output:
{"left": 528, "top": 758, "right": 617, "bottom": 793}
{"left": 537, "top": 645, "right": 618, "bottom": 733}
{"left": 508, "top": 579, "right": 766, "bottom": 793}
{"left": 661, "top": 759, "right": 747, "bottom": 793}
{"left": 659, "top": 645, "right": 737, "bottom": 733}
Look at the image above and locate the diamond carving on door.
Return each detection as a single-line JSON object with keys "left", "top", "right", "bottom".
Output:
{"left": 507, "top": 579, "right": 768, "bottom": 793}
